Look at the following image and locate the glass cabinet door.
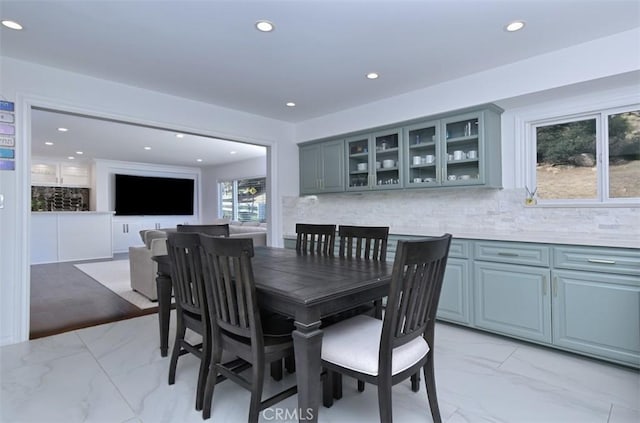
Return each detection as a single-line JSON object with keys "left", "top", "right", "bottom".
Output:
{"left": 371, "top": 129, "right": 402, "bottom": 190}
{"left": 346, "top": 135, "right": 371, "bottom": 191}
{"left": 404, "top": 121, "right": 440, "bottom": 187}
{"left": 442, "top": 113, "right": 482, "bottom": 185}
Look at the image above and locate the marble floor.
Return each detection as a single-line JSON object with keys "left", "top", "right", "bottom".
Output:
{"left": 1, "top": 313, "right": 638, "bottom": 423}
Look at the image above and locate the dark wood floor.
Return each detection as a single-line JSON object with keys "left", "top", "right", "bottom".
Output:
{"left": 30, "top": 254, "right": 158, "bottom": 339}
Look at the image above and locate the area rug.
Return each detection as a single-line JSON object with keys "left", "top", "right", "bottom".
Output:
{"left": 74, "top": 260, "right": 160, "bottom": 310}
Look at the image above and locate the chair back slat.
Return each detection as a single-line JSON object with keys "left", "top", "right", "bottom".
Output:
{"left": 166, "top": 232, "right": 206, "bottom": 317}
{"left": 381, "top": 235, "right": 452, "bottom": 355}
{"left": 296, "top": 223, "right": 336, "bottom": 255}
{"left": 338, "top": 225, "right": 389, "bottom": 261}
{"left": 177, "top": 224, "right": 230, "bottom": 237}
{"left": 199, "top": 235, "right": 261, "bottom": 342}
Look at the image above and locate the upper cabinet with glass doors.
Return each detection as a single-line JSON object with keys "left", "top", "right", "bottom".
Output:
{"left": 346, "top": 128, "right": 403, "bottom": 191}
{"left": 404, "top": 106, "right": 502, "bottom": 189}
{"left": 299, "top": 104, "right": 502, "bottom": 195}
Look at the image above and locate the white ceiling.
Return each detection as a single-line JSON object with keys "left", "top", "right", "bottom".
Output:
{"left": 2, "top": 0, "right": 639, "bottom": 166}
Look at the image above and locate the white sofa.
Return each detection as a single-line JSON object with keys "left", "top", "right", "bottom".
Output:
{"left": 128, "top": 222, "right": 267, "bottom": 300}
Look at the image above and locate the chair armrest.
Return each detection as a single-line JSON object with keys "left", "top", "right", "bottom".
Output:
{"left": 150, "top": 237, "right": 168, "bottom": 256}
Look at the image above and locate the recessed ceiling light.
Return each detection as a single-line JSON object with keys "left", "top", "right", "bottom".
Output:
{"left": 505, "top": 20, "right": 525, "bottom": 32}
{"left": 57, "top": 127, "right": 68, "bottom": 132}
{"left": 176, "top": 133, "right": 185, "bottom": 138}
{"left": 286, "top": 102, "right": 296, "bottom": 107}
{"left": 230, "top": 151, "right": 237, "bottom": 155}
{"left": 144, "top": 146, "right": 151, "bottom": 150}
{"left": 196, "top": 158, "right": 203, "bottom": 162}
{"left": 44, "top": 141, "right": 54, "bottom": 146}
{"left": 1, "top": 20, "right": 23, "bottom": 30}
{"left": 67, "top": 156, "right": 75, "bottom": 160}
{"left": 76, "top": 151, "right": 83, "bottom": 155}
{"left": 366, "top": 72, "right": 379, "bottom": 80}
{"left": 255, "top": 20, "right": 274, "bottom": 32}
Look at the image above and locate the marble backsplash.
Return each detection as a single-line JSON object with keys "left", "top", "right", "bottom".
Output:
{"left": 282, "top": 188, "right": 639, "bottom": 248}
{"left": 31, "top": 186, "right": 90, "bottom": 211}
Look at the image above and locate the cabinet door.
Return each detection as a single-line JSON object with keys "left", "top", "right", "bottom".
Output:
{"left": 346, "top": 135, "right": 372, "bottom": 191}
{"left": 31, "top": 161, "right": 59, "bottom": 185}
{"left": 112, "top": 221, "right": 145, "bottom": 253}
{"left": 552, "top": 270, "right": 640, "bottom": 367}
{"left": 59, "top": 163, "right": 90, "bottom": 187}
{"left": 404, "top": 120, "right": 441, "bottom": 187}
{"left": 371, "top": 128, "right": 402, "bottom": 190}
{"left": 441, "top": 112, "right": 483, "bottom": 186}
{"left": 474, "top": 262, "right": 552, "bottom": 343}
{"left": 319, "top": 139, "right": 345, "bottom": 193}
{"left": 437, "top": 258, "right": 471, "bottom": 325}
{"left": 300, "top": 144, "right": 321, "bottom": 194}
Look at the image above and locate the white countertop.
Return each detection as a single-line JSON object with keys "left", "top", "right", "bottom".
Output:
{"left": 284, "top": 230, "right": 638, "bottom": 249}
{"left": 32, "top": 211, "right": 115, "bottom": 214}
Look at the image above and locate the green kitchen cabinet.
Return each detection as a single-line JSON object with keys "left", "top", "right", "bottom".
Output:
{"left": 551, "top": 245, "right": 640, "bottom": 367}
{"left": 345, "top": 128, "right": 403, "bottom": 192}
{"left": 437, "top": 239, "right": 472, "bottom": 325}
{"left": 474, "top": 261, "right": 552, "bottom": 343}
{"left": 299, "top": 139, "right": 345, "bottom": 195}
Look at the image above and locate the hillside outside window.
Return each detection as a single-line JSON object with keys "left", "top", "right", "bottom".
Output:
{"left": 531, "top": 107, "right": 639, "bottom": 204}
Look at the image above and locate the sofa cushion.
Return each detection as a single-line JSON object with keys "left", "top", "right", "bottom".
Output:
{"left": 143, "top": 230, "right": 167, "bottom": 248}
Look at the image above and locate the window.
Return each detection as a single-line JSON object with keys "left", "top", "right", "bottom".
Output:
{"left": 219, "top": 177, "right": 266, "bottom": 222}
{"left": 529, "top": 106, "right": 639, "bottom": 204}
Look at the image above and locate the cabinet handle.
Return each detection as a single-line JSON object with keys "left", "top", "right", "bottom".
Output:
{"left": 587, "top": 258, "right": 616, "bottom": 265}
{"left": 498, "top": 252, "right": 519, "bottom": 257}
{"left": 552, "top": 276, "right": 558, "bottom": 297}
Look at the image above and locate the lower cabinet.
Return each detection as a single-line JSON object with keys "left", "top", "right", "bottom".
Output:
{"left": 112, "top": 217, "right": 196, "bottom": 253}
{"left": 474, "top": 262, "right": 552, "bottom": 343}
{"left": 438, "top": 258, "right": 472, "bottom": 325}
{"left": 552, "top": 269, "right": 640, "bottom": 367}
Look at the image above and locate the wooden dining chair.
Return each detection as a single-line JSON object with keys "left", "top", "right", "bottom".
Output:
{"left": 331, "top": 225, "right": 390, "bottom": 396}
{"left": 295, "top": 223, "right": 336, "bottom": 255}
{"left": 177, "top": 223, "right": 230, "bottom": 237}
{"left": 199, "top": 235, "right": 297, "bottom": 422}
{"left": 165, "top": 232, "right": 211, "bottom": 411}
{"left": 321, "top": 234, "right": 452, "bottom": 423}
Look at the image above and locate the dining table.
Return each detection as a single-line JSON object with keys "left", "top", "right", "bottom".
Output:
{"left": 152, "top": 246, "right": 393, "bottom": 423}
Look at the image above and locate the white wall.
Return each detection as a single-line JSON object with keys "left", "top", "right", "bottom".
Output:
{"left": 200, "top": 156, "right": 267, "bottom": 222}
{"left": 0, "top": 57, "right": 296, "bottom": 346}
{"left": 1, "top": 27, "right": 638, "bottom": 346}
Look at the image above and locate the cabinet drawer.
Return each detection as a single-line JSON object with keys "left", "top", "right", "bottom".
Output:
{"left": 474, "top": 241, "right": 550, "bottom": 267}
{"left": 553, "top": 246, "right": 640, "bottom": 276}
{"left": 449, "top": 239, "right": 470, "bottom": 259}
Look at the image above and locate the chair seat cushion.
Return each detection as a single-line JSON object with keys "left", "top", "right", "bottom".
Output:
{"left": 321, "top": 314, "right": 429, "bottom": 376}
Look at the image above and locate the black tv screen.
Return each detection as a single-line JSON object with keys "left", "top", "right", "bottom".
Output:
{"left": 114, "top": 174, "right": 194, "bottom": 216}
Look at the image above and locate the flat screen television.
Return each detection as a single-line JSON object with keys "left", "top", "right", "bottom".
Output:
{"left": 114, "top": 174, "right": 194, "bottom": 216}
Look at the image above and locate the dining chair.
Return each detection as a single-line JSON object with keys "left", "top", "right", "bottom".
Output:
{"left": 321, "top": 234, "right": 452, "bottom": 423}
{"left": 199, "top": 235, "right": 298, "bottom": 422}
{"left": 295, "top": 223, "right": 336, "bottom": 255}
{"left": 165, "top": 231, "right": 211, "bottom": 411}
{"left": 177, "top": 223, "right": 230, "bottom": 237}
{"left": 331, "top": 225, "right": 390, "bottom": 397}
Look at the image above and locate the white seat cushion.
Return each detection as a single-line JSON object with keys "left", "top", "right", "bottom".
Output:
{"left": 321, "top": 314, "right": 429, "bottom": 376}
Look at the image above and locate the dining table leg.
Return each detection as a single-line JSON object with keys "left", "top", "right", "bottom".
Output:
{"left": 155, "top": 269, "right": 172, "bottom": 357}
{"left": 292, "top": 319, "right": 323, "bottom": 423}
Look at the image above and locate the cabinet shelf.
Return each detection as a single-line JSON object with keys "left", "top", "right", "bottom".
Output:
{"left": 447, "top": 158, "right": 479, "bottom": 166}
{"left": 411, "top": 164, "right": 436, "bottom": 169}
{"left": 409, "top": 142, "right": 436, "bottom": 149}
{"left": 349, "top": 152, "right": 369, "bottom": 158}
{"left": 377, "top": 167, "right": 398, "bottom": 172}
{"left": 375, "top": 147, "right": 399, "bottom": 154}
{"left": 446, "top": 135, "right": 479, "bottom": 144}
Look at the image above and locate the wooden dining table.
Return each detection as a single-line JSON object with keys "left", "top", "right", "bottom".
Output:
{"left": 153, "top": 246, "right": 393, "bottom": 423}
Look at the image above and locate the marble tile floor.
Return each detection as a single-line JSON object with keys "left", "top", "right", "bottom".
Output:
{"left": 1, "top": 313, "right": 638, "bottom": 423}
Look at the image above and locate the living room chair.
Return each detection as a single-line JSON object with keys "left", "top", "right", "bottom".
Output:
{"left": 177, "top": 223, "right": 230, "bottom": 237}
{"left": 295, "top": 223, "right": 336, "bottom": 255}
{"left": 321, "top": 234, "right": 452, "bottom": 423}
{"left": 165, "top": 232, "right": 211, "bottom": 411}
{"left": 199, "top": 235, "right": 297, "bottom": 422}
